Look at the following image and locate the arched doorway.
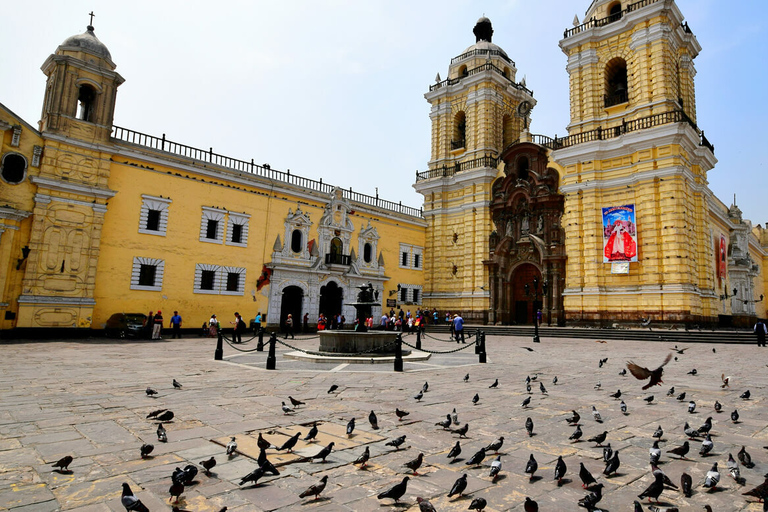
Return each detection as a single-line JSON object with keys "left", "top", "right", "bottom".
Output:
{"left": 319, "top": 281, "right": 343, "bottom": 324}
{"left": 280, "top": 286, "right": 303, "bottom": 332}
{"left": 511, "top": 264, "right": 542, "bottom": 325}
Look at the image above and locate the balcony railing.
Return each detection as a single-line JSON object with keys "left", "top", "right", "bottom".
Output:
{"left": 451, "top": 139, "right": 465, "bottom": 150}
{"left": 450, "top": 48, "right": 514, "bottom": 66}
{"left": 325, "top": 253, "right": 351, "bottom": 265}
{"left": 564, "top": 0, "right": 660, "bottom": 38}
{"left": 604, "top": 90, "right": 629, "bottom": 108}
{"left": 416, "top": 155, "right": 498, "bottom": 182}
{"left": 111, "top": 126, "right": 423, "bottom": 219}
{"left": 429, "top": 62, "right": 533, "bottom": 96}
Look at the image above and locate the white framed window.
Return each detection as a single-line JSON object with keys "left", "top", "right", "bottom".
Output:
{"left": 226, "top": 212, "right": 250, "bottom": 247}
{"left": 138, "top": 195, "right": 172, "bottom": 236}
{"left": 194, "top": 263, "right": 246, "bottom": 295}
{"left": 399, "top": 243, "right": 424, "bottom": 270}
{"left": 200, "top": 207, "right": 226, "bottom": 244}
{"left": 221, "top": 266, "right": 246, "bottom": 296}
{"left": 397, "top": 283, "right": 423, "bottom": 304}
{"left": 130, "top": 257, "right": 165, "bottom": 291}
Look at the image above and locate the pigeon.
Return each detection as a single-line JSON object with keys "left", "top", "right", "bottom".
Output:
{"left": 436, "top": 414, "right": 452, "bottom": 429}
{"left": 728, "top": 453, "right": 744, "bottom": 485}
{"left": 521, "top": 396, "right": 531, "bottom": 408}
{"left": 422, "top": 381, "right": 429, "bottom": 393}
{"left": 703, "top": 462, "right": 720, "bottom": 490}
{"left": 226, "top": 436, "right": 237, "bottom": 456}
{"left": 239, "top": 466, "right": 265, "bottom": 486}
{"left": 386, "top": 435, "right": 407, "bottom": 450}
{"left": 677, "top": 392, "right": 687, "bottom": 401}
{"left": 603, "top": 443, "right": 613, "bottom": 463}
{"left": 680, "top": 472, "right": 692, "bottom": 497}
{"left": 489, "top": 455, "right": 502, "bottom": 480}
{"left": 51, "top": 455, "right": 73, "bottom": 472}
{"left": 649, "top": 441, "right": 661, "bottom": 464}
{"left": 140, "top": 444, "right": 154, "bottom": 458}
{"left": 554, "top": 456, "right": 567, "bottom": 484}
{"left": 452, "top": 408, "right": 459, "bottom": 425}
{"left": 688, "top": 401, "right": 696, "bottom": 413}
{"left": 121, "top": 482, "right": 150, "bottom": 512}
{"left": 524, "top": 497, "right": 539, "bottom": 512}
{"left": 171, "top": 466, "right": 185, "bottom": 485}
{"left": 603, "top": 450, "right": 620, "bottom": 476}
{"left": 578, "top": 483, "right": 604, "bottom": 509}
{"left": 278, "top": 432, "right": 301, "bottom": 452}
{"left": 667, "top": 386, "right": 675, "bottom": 397}
{"left": 466, "top": 447, "right": 486, "bottom": 467}
{"left": 651, "top": 464, "right": 677, "bottom": 490}
{"left": 700, "top": 433, "right": 713, "bottom": 456}
{"left": 714, "top": 400, "right": 722, "bottom": 413}
{"left": 353, "top": 446, "right": 370, "bottom": 468}
{"left": 667, "top": 441, "right": 690, "bottom": 459}
{"left": 377, "top": 476, "right": 409, "bottom": 503}
{"left": 346, "top": 418, "right": 355, "bottom": 436}
{"left": 553, "top": 376, "right": 558, "bottom": 385}
{"left": 644, "top": 395, "right": 655, "bottom": 404}
{"left": 578, "top": 462, "right": 597, "bottom": 488}
{"left": 146, "top": 409, "right": 166, "bottom": 419}
{"left": 327, "top": 384, "right": 338, "bottom": 394}
{"left": 485, "top": 437, "right": 504, "bottom": 453}
{"left": 569, "top": 425, "right": 583, "bottom": 442}
{"left": 260, "top": 456, "right": 280, "bottom": 477}
{"left": 598, "top": 358, "right": 605, "bottom": 368}
{"left": 732, "top": 409, "right": 740, "bottom": 422}
{"left": 652, "top": 425, "right": 664, "bottom": 440}
{"left": 145, "top": 387, "right": 158, "bottom": 397}
{"left": 468, "top": 497, "right": 488, "bottom": 510}
{"left": 588, "top": 431, "right": 608, "bottom": 447}
{"left": 592, "top": 406, "right": 602, "bottom": 422}
{"left": 396, "top": 408, "right": 410, "bottom": 421}
{"left": 448, "top": 473, "right": 468, "bottom": 497}
{"left": 620, "top": 400, "right": 627, "bottom": 414}
{"left": 172, "top": 379, "right": 182, "bottom": 389}
{"left": 638, "top": 472, "right": 665, "bottom": 502}
{"left": 721, "top": 374, "right": 731, "bottom": 388}
{"left": 472, "top": 393, "right": 480, "bottom": 405}
{"left": 594, "top": 381, "right": 602, "bottom": 390}
{"left": 308, "top": 442, "right": 334, "bottom": 462}
{"left": 684, "top": 422, "right": 700, "bottom": 439}
{"left": 610, "top": 389, "right": 622, "bottom": 399}
{"left": 299, "top": 475, "right": 328, "bottom": 500}
{"left": 156, "top": 410, "right": 174, "bottom": 422}
{"left": 257, "top": 433, "right": 271, "bottom": 451}
{"left": 416, "top": 497, "right": 437, "bottom": 512}
{"left": 200, "top": 457, "right": 216, "bottom": 474}
{"left": 540, "top": 382, "right": 548, "bottom": 395}
{"left": 414, "top": 390, "right": 424, "bottom": 402}
{"left": 180, "top": 464, "right": 198, "bottom": 485}
{"left": 531, "top": 374, "right": 538, "bottom": 381}
{"left": 452, "top": 423, "right": 469, "bottom": 438}
{"left": 526, "top": 383, "right": 532, "bottom": 394}
{"left": 288, "top": 396, "right": 305, "bottom": 407}
{"left": 525, "top": 454, "right": 538, "bottom": 479}
{"left": 157, "top": 423, "right": 167, "bottom": 443}
{"left": 304, "top": 423, "right": 318, "bottom": 442}
{"left": 619, "top": 368, "right": 627, "bottom": 376}
{"left": 448, "top": 441, "right": 462, "bottom": 461}
{"left": 489, "top": 378, "right": 499, "bottom": 388}
{"left": 281, "top": 402, "right": 293, "bottom": 415}
{"left": 687, "top": 369, "right": 697, "bottom": 375}
{"left": 738, "top": 445, "right": 755, "bottom": 468}
{"left": 404, "top": 453, "right": 424, "bottom": 475}
{"left": 741, "top": 390, "right": 751, "bottom": 400}
{"left": 567, "top": 410, "right": 580, "bottom": 425}
{"left": 743, "top": 475, "right": 768, "bottom": 501}
{"left": 627, "top": 353, "right": 673, "bottom": 389}
{"left": 464, "top": 373, "right": 470, "bottom": 383}
{"left": 698, "top": 416, "right": 713, "bottom": 435}
{"left": 369, "top": 410, "right": 379, "bottom": 430}
{"left": 526, "top": 417, "right": 534, "bottom": 436}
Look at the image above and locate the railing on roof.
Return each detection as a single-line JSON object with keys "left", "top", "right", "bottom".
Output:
{"left": 450, "top": 48, "right": 514, "bottom": 66}
{"left": 564, "top": 0, "right": 660, "bottom": 38}
{"left": 429, "top": 62, "right": 533, "bottom": 96}
{"left": 415, "top": 155, "right": 498, "bottom": 182}
{"left": 111, "top": 126, "right": 424, "bottom": 218}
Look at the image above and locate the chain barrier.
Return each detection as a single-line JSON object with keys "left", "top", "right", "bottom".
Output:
{"left": 401, "top": 338, "right": 477, "bottom": 354}
{"left": 421, "top": 330, "right": 476, "bottom": 343}
{"left": 274, "top": 337, "right": 401, "bottom": 357}
{"left": 221, "top": 332, "right": 264, "bottom": 353}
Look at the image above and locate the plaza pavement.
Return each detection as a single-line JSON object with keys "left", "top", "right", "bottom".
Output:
{"left": 0, "top": 331, "right": 766, "bottom": 511}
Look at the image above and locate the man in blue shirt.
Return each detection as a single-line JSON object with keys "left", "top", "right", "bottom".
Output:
{"left": 170, "top": 311, "right": 182, "bottom": 339}
{"left": 453, "top": 313, "right": 465, "bottom": 343}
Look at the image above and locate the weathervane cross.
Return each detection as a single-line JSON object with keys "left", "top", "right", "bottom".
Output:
{"left": 89, "top": 11, "right": 95, "bottom": 26}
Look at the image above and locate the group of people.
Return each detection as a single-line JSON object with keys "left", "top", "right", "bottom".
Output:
{"left": 204, "top": 312, "right": 248, "bottom": 342}
{"left": 316, "top": 313, "right": 346, "bottom": 331}
{"left": 144, "top": 310, "right": 183, "bottom": 340}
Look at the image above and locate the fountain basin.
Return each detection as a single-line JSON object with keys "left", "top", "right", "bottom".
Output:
{"left": 318, "top": 330, "right": 401, "bottom": 355}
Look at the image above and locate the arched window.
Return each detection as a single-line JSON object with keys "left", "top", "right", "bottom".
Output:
{"left": 77, "top": 85, "right": 97, "bottom": 122}
{"left": 291, "top": 229, "right": 303, "bottom": 253}
{"left": 608, "top": 2, "right": 622, "bottom": 22}
{"left": 0, "top": 153, "right": 27, "bottom": 184}
{"left": 458, "top": 65, "right": 469, "bottom": 78}
{"left": 452, "top": 111, "right": 466, "bottom": 150}
{"left": 517, "top": 156, "right": 529, "bottom": 181}
{"left": 330, "top": 237, "right": 343, "bottom": 255}
{"left": 363, "top": 242, "right": 372, "bottom": 263}
{"left": 502, "top": 114, "right": 515, "bottom": 149}
{"left": 605, "top": 58, "right": 628, "bottom": 107}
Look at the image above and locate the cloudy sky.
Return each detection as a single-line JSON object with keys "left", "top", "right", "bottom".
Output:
{"left": 3, "top": 1, "right": 766, "bottom": 224}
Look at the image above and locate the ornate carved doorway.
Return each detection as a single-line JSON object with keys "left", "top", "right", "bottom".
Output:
{"left": 511, "top": 263, "right": 542, "bottom": 325}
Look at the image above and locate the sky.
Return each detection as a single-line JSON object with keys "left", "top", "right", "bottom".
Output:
{"left": 2, "top": 1, "right": 766, "bottom": 224}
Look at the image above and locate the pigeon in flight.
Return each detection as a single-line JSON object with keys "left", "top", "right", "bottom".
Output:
{"left": 377, "top": 476, "right": 409, "bottom": 503}
{"left": 52, "top": 455, "right": 73, "bottom": 472}
{"left": 667, "top": 441, "right": 690, "bottom": 459}
{"left": 226, "top": 437, "right": 237, "bottom": 456}
{"left": 489, "top": 455, "right": 502, "bottom": 480}
{"left": 386, "top": 435, "right": 407, "bottom": 450}
{"left": 299, "top": 475, "right": 328, "bottom": 500}
{"left": 721, "top": 374, "right": 731, "bottom": 388}
{"left": 395, "top": 408, "right": 410, "bottom": 421}
{"left": 525, "top": 454, "right": 538, "bottom": 480}
{"left": 304, "top": 422, "right": 318, "bottom": 442}
{"left": 448, "top": 473, "right": 468, "bottom": 497}
{"left": 121, "top": 482, "right": 149, "bottom": 512}
{"left": 447, "top": 441, "right": 462, "bottom": 461}
{"left": 172, "top": 379, "right": 182, "bottom": 389}
{"left": 353, "top": 446, "right": 370, "bottom": 468}
{"left": 157, "top": 423, "right": 167, "bottom": 443}
{"left": 627, "top": 353, "right": 673, "bottom": 389}
{"left": 140, "top": 444, "right": 154, "bottom": 459}
{"left": 403, "top": 453, "right": 424, "bottom": 475}
{"left": 369, "top": 410, "right": 379, "bottom": 430}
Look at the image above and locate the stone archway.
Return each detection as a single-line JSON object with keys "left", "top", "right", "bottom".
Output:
{"left": 510, "top": 263, "right": 542, "bottom": 325}
{"left": 279, "top": 286, "right": 303, "bottom": 332}
{"left": 319, "top": 281, "right": 343, "bottom": 323}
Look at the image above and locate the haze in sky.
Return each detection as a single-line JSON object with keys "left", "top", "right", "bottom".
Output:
{"left": 2, "top": 1, "right": 766, "bottom": 224}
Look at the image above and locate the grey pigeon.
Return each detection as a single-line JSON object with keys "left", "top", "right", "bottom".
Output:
{"left": 157, "top": 423, "right": 167, "bottom": 443}
{"left": 688, "top": 401, "right": 696, "bottom": 413}
{"left": 281, "top": 402, "right": 293, "bottom": 415}
{"left": 452, "top": 423, "right": 469, "bottom": 438}
{"left": 239, "top": 466, "right": 265, "bottom": 486}
{"left": 226, "top": 436, "right": 237, "bottom": 456}
{"left": 416, "top": 497, "right": 437, "bottom": 512}
{"left": 346, "top": 417, "right": 355, "bottom": 436}
{"left": 452, "top": 408, "right": 459, "bottom": 425}
{"left": 703, "top": 462, "right": 720, "bottom": 489}
{"left": 603, "top": 450, "right": 620, "bottom": 476}
{"left": 422, "top": 382, "right": 429, "bottom": 393}
{"left": 700, "top": 433, "right": 713, "bottom": 456}
{"left": 299, "top": 475, "right": 328, "bottom": 500}
{"left": 463, "top": 374, "right": 469, "bottom": 382}
{"left": 578, "top": 483, "right": 603, "bottom": 509}
{"left": 652, "top": 425, "right": 663, "bottom": 440}
{"left": 386, "top": 435, "right": 406, "bottom": 450}
{"left": 489, "top": 455, "right": 502, "bottom": 480}
{"left": 738, "top": 445, "right": 754, "bottom": 468}
{"left": 649, "top": 440, "right": 661, "bottom": 464}
{"left": 569, "top": 425, "right": 583, "bottom": 442}
{"left": 603, "top": 443, "right": 613, "bottom": 463}
{"left": 667, "top": 386, "right": 675, "bottom": 396}
{"left": 620, "top": 400, "right": 627, "bottom": 414}
{"left": 714, "top": 400, "right": 722, "bottom": 412}
{"left": 728, "top": 453, "right": 744, "bottom": 485}
{"left": 732, "top": 409, "right": 740, "bottom": 422}
{"left": 414, "top": 390, "right": 423, "bottom": 401}
{"left": 447, "top": 441, "right": 461, "bottom": 461}
{"left": 121, "top": 482, "right": 149, "bottom": 512}
{"left": 683, "top": 422, "right": 700, "bottom": 439}
{"left": 308, "top": 442, "right": 334, "bottom": 462}
{"left": 353, "top": 446, "right": 370, "bottom": 468}
{"left": 436, "top": 414, "right": 451, "bottom": 429}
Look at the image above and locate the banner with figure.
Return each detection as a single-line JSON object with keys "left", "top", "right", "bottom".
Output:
{"left": 602, "top": 204, "right": 638, "bottom": 263}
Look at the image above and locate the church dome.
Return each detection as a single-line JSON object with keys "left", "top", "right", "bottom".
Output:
{"left": 59, "top": 25, "right": 112, "bottom": 61}
{"left": 463, "top": 17, "right": 508, "bottom": 58}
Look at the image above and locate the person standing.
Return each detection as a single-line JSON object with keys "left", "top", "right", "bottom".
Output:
{"left": 170, "top": 311, "right": 182, "bottom": 339}
{"left": 152, "top": 311, "right": 164, "bottom": 340}
{"left": 208, "top": 314, "right": 218, "bottom": 337}
{"left": 145, "top": 311, "right": 154, "bottom": 339}
{"left": 254, "top": 311, "right": 262, "bottom": 334}
{"left": 755, "top": 319, "right": 767, "bottom": 347}
{"left": 536, "top": 309, "right": 543, "bottom": 326}
{"left": 453, "top": 313, "right": 465, "bottom": 343}
{"left": 303, "top": 312, "right": 309, "bottom": 333}
{"left": 284, "top": 314, "right": 295, "bottom": 339}
{"left": 231, "top": 312, "right": 245, "bottom": 343}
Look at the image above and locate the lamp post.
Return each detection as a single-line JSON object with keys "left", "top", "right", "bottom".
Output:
{"left": 526, "top": 277, "right": 541, "bottom": 343}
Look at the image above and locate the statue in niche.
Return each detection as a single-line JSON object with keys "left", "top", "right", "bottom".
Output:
{"left": 521, "top": 214, "right": 530, "bottom": 235}
{"left": 506, "top": 219, "right": 515, "bottom": 238}
{"left": 537, "top": 215, "right": 544, "bottom": 233}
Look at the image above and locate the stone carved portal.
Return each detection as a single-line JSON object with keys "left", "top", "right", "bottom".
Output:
{"left": 485, "top": 142, "right": 566, "bottom": 325}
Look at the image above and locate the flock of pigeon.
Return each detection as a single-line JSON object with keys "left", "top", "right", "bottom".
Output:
{"left": 48, "top": 344, "right": 768, "bottom": 511}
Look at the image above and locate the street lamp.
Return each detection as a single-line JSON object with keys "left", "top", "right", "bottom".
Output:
{"left": 743, "top": 294, "right": 764, "bottom": 305}
{"left": 526, "top": 277, "right": 541, "bottom": 343}
{"left": 720, "top": 288, "right": 737, "bottom": 301}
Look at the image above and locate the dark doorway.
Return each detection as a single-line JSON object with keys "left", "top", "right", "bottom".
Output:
{"left": 280, "top": 286, "right": 303, "bottom": 332}
{"left": 319, "top": 281, "right": 343, "bottom": 323}
{"left": 511, "top": 263, "right": 542, "bottom": 325}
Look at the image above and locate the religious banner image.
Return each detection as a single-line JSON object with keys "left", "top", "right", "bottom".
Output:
{"left": 602, "top": 204, "right": 638, "bottom": 263}
{"left": 718, "top": 234, "right": 727, "bottom": 282}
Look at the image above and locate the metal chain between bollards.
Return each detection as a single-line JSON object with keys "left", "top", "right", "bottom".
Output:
{"left": 274, "top": 337, "right": 401, "bottom": 357}
{"left": 401, "top": 338, "right": 477, "bottom": 354}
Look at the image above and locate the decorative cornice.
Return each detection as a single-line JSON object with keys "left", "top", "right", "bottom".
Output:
{"left": 31, "top": 175, "right": 116, "bottom": 200}
{"left": 17, "top": 295, "right": 97, "bottom": 305}
{"left": 0, "top": 206, "right": 32, "bottom": 222}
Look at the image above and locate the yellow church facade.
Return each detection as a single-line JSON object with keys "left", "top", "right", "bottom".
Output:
{"left": 1, "top": 0, "right": 766, "bottom": 334}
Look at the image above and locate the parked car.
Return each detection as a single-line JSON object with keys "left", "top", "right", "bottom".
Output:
{"left": 105, "top": 313, "right": 148, "bottom": 338}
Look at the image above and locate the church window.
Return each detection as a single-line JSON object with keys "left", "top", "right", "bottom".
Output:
{"left": 399, "top": 243, "right": 423, "bottom": 270}
{"left": 226, "top": 212, "right": 250, "bottom": 247}
{"left": 138, "top": 195, "right": 171, "bottom": 236}
{"left": 76, "top": 84, "right": 97, "bottom": 122}
{"left": 330, "top": 237, "right": 343, "bottom": 255}
{"left": 0, "top": 152, "right": 27, "bottom": 184}
{"left": 201, "top": 270, "right": 216, "bottom": 291}
{"left": 138, "top": 265, "right": 156, "bottom": 287}
{"left": 206, "top": 220, "right": 219, "bottom": 239}
{"left": 452, "top": 112, "right": 466, "bottom": 150}
{"left": 400, "top": 287, "right": 408, "bottom": 302}
{"left": 291, "top": 229, "right": 303, "bottom": 253}
{"left": 194, "top": 263, "right": 245, "bottom": 295}
{"left": 364, "top": 242, "right": 372, "bottom": 263}
{"left": 226, "top": 272, "right": 240, "bottom": 292}
{"left": 605, "top": 58, "right": 628, "bottom": 107}
{"left": 414, "top": 254, "right": 421, "bottom": 269}
{"left": 231, "top": 224, "right": 243, "bottom": 244}
{"left": 413, "top": 289, "right": 420, "bottom": 303}
{"left": 199, "top": 207, "right": 225, "bottom": 243}
{"left": 397, "top": 283, "right": 423, "bottom": 304}
{"left": 221, "top": 267, "right": 246, "bottom": 295}
{"left": 130, "top": 257, "right": 165, "bottom": 291}
{"left": 146, "top": 210, "right": 161, "bottom": 231}
{"left": 459, "top": 65, "right": 469, "bottom": 77}
{"left": 607, "top": 2, "right": 623, "bottom": 22}
{"left": 517, "top": 156, "right": 530, "bottom": 180}
{"left": 402, "top": 251, "right": 409, "bottom": 267}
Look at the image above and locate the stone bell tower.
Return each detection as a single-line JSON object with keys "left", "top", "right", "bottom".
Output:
{"left": 553, "top": 0, "right": 718, "bottom": 325}
{"left": 414, "top": 17, "right": 535, "bottom": 323}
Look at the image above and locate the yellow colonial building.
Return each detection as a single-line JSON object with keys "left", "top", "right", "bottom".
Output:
{"left": 1, "top": 0, "right": 766, "bottom": 335}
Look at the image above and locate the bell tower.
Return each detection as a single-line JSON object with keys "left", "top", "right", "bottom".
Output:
{"left": 415, "top": 17, "right": 535, "bottom": 323}
{"left": 553, "top": 0, "right": 718, "bottom": 325}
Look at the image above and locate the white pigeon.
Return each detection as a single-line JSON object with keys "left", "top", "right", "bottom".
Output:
{"left": 452, "top": 408, "right": 459, "bottom": 425}
{"left": 703, "top": 462, "right": 720, "bottom": 489}
{"left": 282, "top": 402, "right": 293, "bottom": 415}
{"left": 489, "top": 454, "right": 502, "bottom": 479}
{"left": 226, "top": 437, "right": 237, "bottom": 456}
{"left": 649, "top": 441, "right": 661, "bottom": 464}
{"left": 620, "top": 401, "right": 627, "bottom": 414}
{"left": 592, "top": 406, "right": 602, "bottom": 422}
{"left": 594, "top": 381, "right": 602, "bottom": 391}
{"left": 688, "top": 401, "right": 696, "bottom": 413}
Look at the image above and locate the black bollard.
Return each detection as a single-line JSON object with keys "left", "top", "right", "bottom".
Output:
{"left": 475, "top": 330, "right": 481, "bottom": 354}
{"left": 214, "top": 329, "right": 224, "bottom": 360}
{"left": 479, "top": 331, "right": 487, "bottom": 363}
{"left": 394, "top": 334, "right": 403, "bottom": 372}
{"left": 266, "top": 332, "right": 277, "bottom": 370}
{"left": 257, "top": 328, "right": 264, "bottom": 351}
{"left": 416, "top": 329, "right": 421, "bottom": 350}
{"left": 533, "top": 319, "right": 540, "bottom": 343}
